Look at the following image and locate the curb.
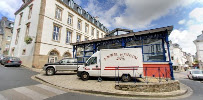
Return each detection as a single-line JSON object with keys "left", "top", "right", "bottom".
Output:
{"left": 33, "top": 75, "right": 191, "bottom": 98}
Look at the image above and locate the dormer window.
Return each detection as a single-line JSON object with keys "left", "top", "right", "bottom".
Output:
{"left": 68, "top": 0, "right": 74, "bottom": 8}
{"left": 77, "top": 7, "right": 82, "bottom": 14}
{"left": 86, "top": 12, "right": 89, "bottom": 19}
{"left": 97, "top": 21, "right": 100, "bottom": 26}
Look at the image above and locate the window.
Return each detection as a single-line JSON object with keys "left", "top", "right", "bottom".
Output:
{"left": 77, "top": 33, "right": 81, "bottom": 42}
{"left": 67, "top": 14, "right": 73, "bottom": 25}
{"left": 156, "top": 45, "right": 161, "bottom": 52}
{"left": 53, "top": 25, "right": 61, "bottom": 41}
{"left": 101, "top": 33, "right": 103, "bottom": 38}
{"left": 55, "top": 6, "right": 63, "bottom": 20}
{"left": 151, "top": 45, "right": 155, "bottom": 53}
{"left": 91, "top": 27, "right": 95, "bottom": 36}
{"left": 85, "top": 23, "right": 89, "bottom": 33}
{"left": 68, "top": 0, "right": 74, "bottom": 8}
{"left": 77, "top": 19, "right": 82, "bottom": 30}
{"left": 97, "top": 30, "right": 99, "bottom": 38}
{"left": 19, "top": 13, "right": 23, "bottom": 25}
{"left": 66, "top": 30, "right": 72, "bottom": 43}
{"left": 77, "top": 7, "right": 82, "bottom": 14}
{"left": 25, "top": 23, "right": 30, "bottom": 37}
{"left": 28, "top": 4, "right": 33, "bottom": 19}
{"left": 7, "top": 36, "right": 11, "bottom": 41}
{"left": 22, "top": 49, "right": 26, "bottom": 55}
{"left": 171, "top": 56, "right": 174, "bottom": 60}
{"left": 85, "top": 37, "right": 88, "bottom": 41}
{"left": 5, "top": 44, "right": 9, "bottom": 49}
{"left": 86, "top": 57, "right": 97, "bottom": 66}
{"left": 15, "top": 29, "right": 20, "bottom": 45}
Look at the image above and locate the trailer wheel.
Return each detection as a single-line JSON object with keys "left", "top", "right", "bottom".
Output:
{"left": 81, "top": 72, "right": 89, "bottom": 81}
{"left": 121, "top": 74, "right": 131, "bottom": 82}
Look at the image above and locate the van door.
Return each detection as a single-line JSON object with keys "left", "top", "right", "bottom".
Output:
{"left": 85, "top": 57, "right": 100, "bottom": 76}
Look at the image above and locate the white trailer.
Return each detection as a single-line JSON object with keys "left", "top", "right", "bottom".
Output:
{"left": 77, "top": 48, "right": 143, "bottom": 81}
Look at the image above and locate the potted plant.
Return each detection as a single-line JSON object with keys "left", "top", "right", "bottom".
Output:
{"left": 24, "top": 36, "right": 33, "bottom": 44}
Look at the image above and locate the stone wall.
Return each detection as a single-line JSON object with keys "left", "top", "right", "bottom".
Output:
{"left": 116, "top": 80, "right": 180, "bottom": 92}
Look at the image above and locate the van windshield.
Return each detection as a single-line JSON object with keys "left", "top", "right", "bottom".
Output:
{"left": 86, "top": 57, "right": 97, "bottom": 66}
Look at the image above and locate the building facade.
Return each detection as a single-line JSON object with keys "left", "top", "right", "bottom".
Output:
{"left": 169, "top": 42, "right": 194, "bottom": 71}
{"left": 0, "top": 17, "right": 14, "bottom": 55}
{"left": 9, "top": 0, "right": 109, "bottom": 68}
{"left": 194, "top": 31, "right": 203, "bottom": 70}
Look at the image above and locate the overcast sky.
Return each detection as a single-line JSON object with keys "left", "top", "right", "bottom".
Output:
{"left": 0, "top": 0, "right": 203, "bottom": 55}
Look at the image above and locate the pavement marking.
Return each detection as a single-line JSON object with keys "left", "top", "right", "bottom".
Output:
{"left": 14, "top": 87, "right": 48, "bottom": 100}
{"left": 26, "top": 85, "right": 57, "bottom": 97}
{"left": 0, "top": 94, "right": 7, "bottom": 100}
{"left": 1, "top": 89, "right": 32, "bottom": 100}
{"left": 36, "top": 84, "right": 66, "bottom": 95}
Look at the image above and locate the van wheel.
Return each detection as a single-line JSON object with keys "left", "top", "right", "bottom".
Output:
{"left": 121, "top": 74, "right": 131, "bottom": 82}
{"left": 46, "top": 68, "right": 55, "bottom": 76}
{"left": 81, "top": 72, "right": 89, "bottom": 81}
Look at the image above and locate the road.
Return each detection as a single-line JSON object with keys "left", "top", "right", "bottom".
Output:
{"left": 174, "top": 71, "right": 203, "bottom": 100}
{"left": 0, "top": 65, "right": 203, "bottom": 100}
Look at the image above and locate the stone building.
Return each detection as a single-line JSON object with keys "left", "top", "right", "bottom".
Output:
{"left": 0, "top": 17, "right": 14, "bottom": 55}
{"left": 9, "top": 0, "right": 109, "bottom": 68}
{"left": 194, "top": 31, "right": 203, "bottom": 70}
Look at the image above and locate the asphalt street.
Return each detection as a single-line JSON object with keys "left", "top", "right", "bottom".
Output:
{"left": 174, "top": 71, "right": 203, "bottom": 100}
{"left": 0, "top": 65, "right": 203, "bottom": 100}
{"left": 0, "top": 65, "right": 39, "bottom": 91}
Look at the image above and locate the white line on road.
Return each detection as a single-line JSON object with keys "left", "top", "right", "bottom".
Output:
{"left": 14, "top": 87, "right": 48, "bottom": 100}
{"left": 0, "top": 94, "right": 7, "bottom": 100}
{"left": 36, "top": 84, "right": 66, "bottom": 95}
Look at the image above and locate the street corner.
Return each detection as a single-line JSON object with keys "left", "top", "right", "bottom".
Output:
{"left": 33, "top": 73, "right": 192, "bottom": 99}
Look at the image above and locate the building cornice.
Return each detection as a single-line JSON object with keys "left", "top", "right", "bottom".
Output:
{"left": 14, "top": 0, "right": 34, "bottom": 15}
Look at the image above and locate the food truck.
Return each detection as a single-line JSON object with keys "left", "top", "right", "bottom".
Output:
{"left": 77, "top": 48, "right": 143, "bottom": 81}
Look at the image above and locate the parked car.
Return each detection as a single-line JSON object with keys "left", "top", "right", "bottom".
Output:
{"left": 43, "top": 58, "right": 84, "bottom": 76}
{"left": 0, "top": 55, "right": 5, "bottom": 64}
{"left": 187, "top": 69, "right": 203, "bottom": 80}
{"left": 1, "top": 57, "right": 22, "bottom": 67}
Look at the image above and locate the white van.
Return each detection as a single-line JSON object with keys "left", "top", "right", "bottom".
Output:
{"left": 77, "top": 48, "right": 143, "bottom": 81}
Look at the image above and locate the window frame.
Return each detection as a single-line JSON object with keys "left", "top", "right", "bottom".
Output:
{"left": 66, "top": 29, "right": 72, "bottom": 44}
{"left": 67, "top": 13, "right": 73, "bottom": 25}
{"left": 19, "top": 13, "right": 23, "bottom": 26}
{"left": 15, "top": 29, "right": 20, "bottom": 45}
{"left": 25, "top": 22, "right": 30, "bottom": 37}
{"left": 28, "top": 4, "right": 33, "bottom": 19}
{"left": 76, "top": 33, "right": 82, "bottom": 42}
{"left": 55, "top": 5, "right": 63, "bottom": 21}
{"left": 52, "top": 24, "right": 62, "bottom": 42}
{"left": 77, "top": 19, "right": 82, "bottom": 30}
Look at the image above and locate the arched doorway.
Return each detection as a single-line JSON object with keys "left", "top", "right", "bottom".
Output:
{"left": 48, "top": 50, "right": 59, "bottom": 63}
{"left": 63, "top": 52, "right": 72, "bottom": 58}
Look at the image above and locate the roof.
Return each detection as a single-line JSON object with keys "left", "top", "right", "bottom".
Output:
{"left": 195, "top": 32, "right": 203, "bottom": 42}
{"left": 106, "top": 28, "right": 133, "bottom": 37}
{"left": 71, "top": 26, "right": 173, "bottom": 45}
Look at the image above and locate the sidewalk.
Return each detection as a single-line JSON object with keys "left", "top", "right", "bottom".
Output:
{"left": 33, "top": 73, "right": 191, "bottom": 98}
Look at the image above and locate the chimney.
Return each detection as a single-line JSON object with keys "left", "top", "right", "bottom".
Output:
{"left": 2, "top": 17, "right": 7, "bottom": 21}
